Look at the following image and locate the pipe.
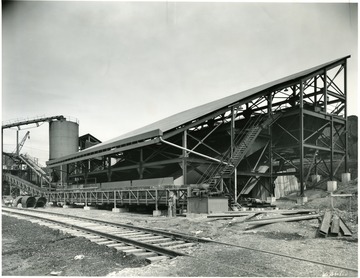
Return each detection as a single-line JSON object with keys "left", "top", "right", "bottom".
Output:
{"left": 13, "top": 196, "right": 23, "bottom": 207}
{"left": 34, "top": 197, "right": 47, "bottom": 208}
{"left": 21, "top": 196, "right": 36, "bottom": 208}
{"left": 159, "top": 137, "right": 233, "bottom": 166}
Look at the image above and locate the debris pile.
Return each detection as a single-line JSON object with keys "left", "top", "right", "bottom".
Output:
{"left": 207, "top": 209, "right": 320, "bottom": 230}
{"left": 239, "top": 198, "right": 275, "bottom": 208}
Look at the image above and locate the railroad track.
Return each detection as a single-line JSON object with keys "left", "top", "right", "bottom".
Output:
{"left": 2, "top": 207, "right": 200, "bottom": 263}
{"left": 2, "top": 207, "right": 358, "bottom": 275}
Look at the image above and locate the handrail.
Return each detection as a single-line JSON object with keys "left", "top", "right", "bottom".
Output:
{"left": 196, "top": 114, "right": 264, "bottom": 184}
{"left": 196, "top": 112, "right": 282, "bottom": 191}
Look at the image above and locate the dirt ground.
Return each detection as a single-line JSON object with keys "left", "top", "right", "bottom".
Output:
{"left": 2, "top": 215, "right": 147, "bottom": 276}
{"left": 2, "top": 180, "right": 358, "bottom": 277}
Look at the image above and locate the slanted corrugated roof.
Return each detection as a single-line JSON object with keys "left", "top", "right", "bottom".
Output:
{"left": 47, "top": 55, "right": 349, "bottom": 167}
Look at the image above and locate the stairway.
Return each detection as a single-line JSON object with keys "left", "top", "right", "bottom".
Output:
{"left": 18, "top": 154, "right": 51, "bottom": 184}
{"left": 199, "top": 112, "right": 282, "bottom": 191}
{"left": 4, "top": 173, "right": 47, "bottom": 196}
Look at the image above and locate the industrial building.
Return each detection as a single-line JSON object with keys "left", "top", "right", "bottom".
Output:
{"left": 2, "top": 56, "right": 353, "bottom": 214}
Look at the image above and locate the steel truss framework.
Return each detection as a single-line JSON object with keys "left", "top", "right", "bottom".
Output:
{"left": 22, "top": 57, "right": 350, "bottom": 205}
{"left": 4, "top": 173, "right": 47, "bottom": 197}
{"left": 4, "top": 172, "right": 187, "bottom": 208}
{"left": 47, "top": 188, "right": 188, "bottom": 208}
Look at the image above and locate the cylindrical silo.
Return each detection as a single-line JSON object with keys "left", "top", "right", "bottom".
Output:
{"left": 49, "top": 120, "right": 79, "bottom": 160}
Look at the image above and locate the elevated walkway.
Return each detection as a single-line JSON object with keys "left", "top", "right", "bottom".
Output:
{"left": 4, "top": 172, "right": 188, "bottom": 208}
{"left": 47, "top": 186, "right": 188, "bottom": 207}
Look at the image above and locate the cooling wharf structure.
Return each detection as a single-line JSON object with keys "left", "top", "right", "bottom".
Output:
{"left": 3, "top": 56, "right": 351, "bottom": 212}
{"left": 41, "top": 56, "right": 351, "bottom": 211}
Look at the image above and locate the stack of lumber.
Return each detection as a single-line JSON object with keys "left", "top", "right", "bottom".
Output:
{"left": 318, "top": 211, "right": 352, "bottom": 237}
{"left": 207, "top": 209, "right": 318, "bottom": 219}
{"left": 207, "top": 209, "right": 320, "bottom": 227}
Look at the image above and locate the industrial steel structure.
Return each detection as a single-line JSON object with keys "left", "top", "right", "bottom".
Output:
{"left": 3, "top": 56, "right": 351, "bottom": 211}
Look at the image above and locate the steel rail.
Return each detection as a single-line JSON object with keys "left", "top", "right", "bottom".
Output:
{"left": 2, "top": 208, "right": 187, "bottom": 258}
{"left": 3, "top": 207, "right": 208, "bottom": 243}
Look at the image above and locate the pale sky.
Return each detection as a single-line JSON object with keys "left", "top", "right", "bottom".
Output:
{"left": 2, "top": 1, "right": 358, "bottom": 164}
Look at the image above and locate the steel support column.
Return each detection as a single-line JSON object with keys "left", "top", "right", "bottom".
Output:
{"left": 268, "top": 93, "right": 274, "bottom": 196}
{"left": 324, "top": 69, "right": 328, "bottom": 113}
{"left": 84, "top": 160, "right": 89, "bottom": 185}
{"left": 66, "top": 164, "right": 70, "bottom": 187}
{"left": 330, "top": 116, "right": 334, "bottom": 180}
{"left": 299, "top": 80, "right": 305, "bottom": 197}
{"left": 344, "top": 59, "right": 348, "bottom": 172}
{"left": 60, "top": 164, "right": 63, "bottom": 188}
{"left": 139, "top": 149, "right": 144, "bottom": 179}
{"left": 231, "top": 107, "right": 237, "bottom": 202}
{"left": 107, "top": 156, "right": 112, "bottom": 182}
{"left": 16, "top": 130, "right": 19, "bottom": 156}
{"left": 182, "top": 130, "right": 188, "bottom": 186}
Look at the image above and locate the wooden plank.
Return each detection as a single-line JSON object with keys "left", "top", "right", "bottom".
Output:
{"left": 106, "top": 243, "right": 126, "bottom": 248}
{"left": 112, "top": 231, "right": 144, "bottom": 236}
{"left": 246, "top": 214, "right": 320, "bottom": 226}
{"left": 157, "top": 241, "right": 184, "bottom": 247}
{"left": 145, "top": 256, "right": 169, "bottom": 263}
{"left": 140, "top": 238, "right": 172, "bottom": 244}
{"left": 339, "top": 217, "right": 352, "bottom": 236}
{"left": 209, "top": 209, "right": 317, "bottom": 217}
{"left": 133, "top": 252, "right": 158, "bottom": 258}
{"left": 114, "top": 246, "right": 139, "bottom": 251}
{"left": 89, "top": 238, "right": 109, "bottom": 243}
{"left": 319, "top": 211, "right": 332, "bottom": 237}
{"left": 123, "top": 249, "right": 146, "bottom": 254}
{"left": 83, "top": 235, "right": 101, "bottom": 239}
{"left": 232, "top": 213, "right": 257, "bottom": 223}
{"left": 330, "top": 193, "right": 352, "bottom": 197}
{"left": 97, "top": 240, "right": 116, "bottom": 245}
{"left": 167, "top": 242, "right": 196, "bottom": 249}
{"left": 207, "top": 213, "right": 248, "bottom": 219}
{"left": 330, "top": 215, "right": 340, "bottom": 235}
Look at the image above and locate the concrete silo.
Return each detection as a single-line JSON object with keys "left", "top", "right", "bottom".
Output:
{"left": 49, "top": 119, "right": 79, "bottom": 160}
{"left": 49, "top": 119, "right": 79, "bottom": 187}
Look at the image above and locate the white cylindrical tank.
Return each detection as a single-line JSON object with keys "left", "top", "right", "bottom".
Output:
{"left": 49, "top": 120, "right": 79, "bottom": 160}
